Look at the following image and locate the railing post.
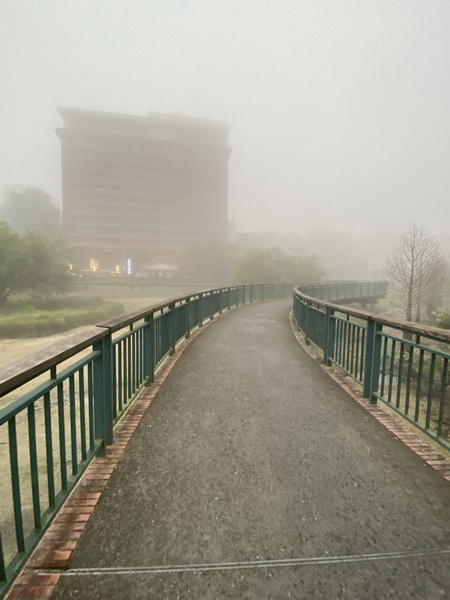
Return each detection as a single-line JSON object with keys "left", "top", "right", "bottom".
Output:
{"left": 144, "top": 313, "right": 154, "bottom": 383}
{"left": 169, "top": 302, "right": 176, "bottom": 355}
{"left": 93, "top": 334, "right": 113, "bottom": 452}
{"left": 210, "top": 293, "right": 214, "bottom": 320}
{"left": 185, "top": 299, "right": 191, "bottom": 339}
{"left": 0, "top": 533, "right": 5, "bottom": 586}
{"left": 304, "top": 301, "right": 310, "bottom": 344}
{"left": 324, "top": 307, "right": 336, "bottom": 366}
{"left": 363, "top": 318, "right": 382, "bottom": 403}
{"left": 261, "top": 285, "right": 265, "bottom": 302}
{"left": 297, "top": 298, "right": 304, "bottom": 331}
{"left": 250, "top": 285, "right": 254, "bottom": 304}
{"left": 199, "top": 294, "right": 203, "bottom": 327}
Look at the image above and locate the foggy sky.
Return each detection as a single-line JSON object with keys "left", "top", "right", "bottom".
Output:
{"left": 1, "top": 0, "right": 449, "bottom": 242}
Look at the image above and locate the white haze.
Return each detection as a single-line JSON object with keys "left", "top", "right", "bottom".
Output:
{"left": 0, "top": 0, "right": 449, "bottom": 246}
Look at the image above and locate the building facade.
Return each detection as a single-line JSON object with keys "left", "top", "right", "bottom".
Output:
{"left": 56, "top": 107, "right": 230, "bottom": 269}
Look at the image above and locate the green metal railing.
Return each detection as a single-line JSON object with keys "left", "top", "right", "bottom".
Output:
{"left": 0, "top": 283, "right": 296, "bottom": 597}
{"left": 8, "top": 279, "right": 434, "bottom": 595}
{"left": 293, "top": 281, "right": 450, "bottom": 452}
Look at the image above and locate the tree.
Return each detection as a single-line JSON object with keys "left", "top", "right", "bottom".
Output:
{"left": 231, "top": 247, "right": 324, "bottom": 285}
{"left": 181, "top": 241, "right": 235, "bottom": 283}
{"left": 0, "top": 222, "right": 73, "bottom": 306}
{"left": 0, "top": 223, "right": 26, "bottom": 305}
{"left": 385, "top": 223, "right": 449, "bottom": 323}
{"left": 2, "top": 187, "right": 60, "bottom": 234}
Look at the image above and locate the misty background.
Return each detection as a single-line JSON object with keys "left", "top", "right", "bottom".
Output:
{"left": 1, "top": 0, "right": 449, "bottom": 257}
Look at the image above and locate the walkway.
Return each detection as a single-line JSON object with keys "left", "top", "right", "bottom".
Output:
{"left": 37, "top": 301, "right": 450, "bottom": 598}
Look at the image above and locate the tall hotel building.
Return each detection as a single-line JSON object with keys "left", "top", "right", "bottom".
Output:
{"left": 56, "top": 107, "right": 230, "bottom": 268}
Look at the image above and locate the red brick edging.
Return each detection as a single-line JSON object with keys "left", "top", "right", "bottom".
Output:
{"left": 289, "top": 311, "right": 450, "bottom": 484}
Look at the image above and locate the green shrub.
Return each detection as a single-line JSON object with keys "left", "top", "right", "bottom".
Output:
{"left": 434, "top": 307, "right": 450, "bottom": 330}
{"left": 0, "top": 297, "right": 124, "bottom": 338}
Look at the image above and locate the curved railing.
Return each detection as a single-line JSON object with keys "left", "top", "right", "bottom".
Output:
{"left": 0, "top": 283, "right": 288, "bottom": 596}
{"left": 293, "top": 281, "right": 450, "bottom": 454}
{"left": 0, "top": 281, "right": 385, "bottom": 596}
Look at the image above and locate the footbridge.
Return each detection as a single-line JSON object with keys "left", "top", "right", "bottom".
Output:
{"left": 1, "top": 281, "right": 450, "bottom": 599}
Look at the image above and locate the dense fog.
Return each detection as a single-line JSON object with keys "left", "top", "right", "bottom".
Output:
{"left": 1, "top": 0, "right": 449, "bottom": 258}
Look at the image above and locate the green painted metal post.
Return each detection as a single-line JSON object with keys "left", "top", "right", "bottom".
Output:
{"left": 144, "top": 314, "right": 154, "bottom": 383}
{"left": 185, "top": 299, "right": 191, "bottom": 339}
{"left": 9, "top": 418, "right": 25, "bottom": 552}
{"left": 209, "top": 294, "right": 214, "bottom": 320}
{"left": 303, "top": 301, "right": 310, "bottom": 344}
{"left": 261, "top": 285, "right": 265, "bottom": 302}
{"left": 199, "top": 294, "right": 203, "bottom": 327}
{"left": 324, "top": 308, "right": 336, "bottom": 366}
{"left": 250, "top": 285, "right": 254, "bottom": 303}
{"left": 169, "top": 302, "right": 176, "bottom": 355}
{"left": 0, "top": 532, "right": 6, "bottom": 584}
{"left": 363, "top": 319, "right": 382, "bottom": 403}
{"left": 93, "top": 339, "right": 104, "bottom": 452}
{"left": 296, "top": 298, "right": 302, "bottom": 330}
{"left": 27, "top": 404, "right": 42, "bottom": 528}
{"left": 203, "top": 295, "right": 208, "bottom": 322}
{"left": 93, "top": 334, "right": 114, "bottom": 451}
{"left": 102, "top": 335, "right": 114, "bottom": 445}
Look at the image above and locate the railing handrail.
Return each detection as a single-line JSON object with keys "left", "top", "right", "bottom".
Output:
{"left": 0, "top": 282, "right": 389, "bottom": 398}
{"left": 0, "top": 326, "right": 107, "bottom": 396}
{"left": 0, "top": 284, "right": 295, "bottom": 398}
{"left": 95, "top": 286, "right": 249, "bottom": 332}
{"left": 295, "top": 289, "right": 450, "bottom": 343}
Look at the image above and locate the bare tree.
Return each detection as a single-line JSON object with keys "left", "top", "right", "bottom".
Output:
{"left": 385, "top": 223, "right": 449, "bottom": 323}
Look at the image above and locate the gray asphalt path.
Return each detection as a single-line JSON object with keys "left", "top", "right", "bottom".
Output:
{"left": 51, "top": 300, "right": 450, "bottom": 599}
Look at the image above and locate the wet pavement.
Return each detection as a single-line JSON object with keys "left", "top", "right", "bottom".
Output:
{"left": 50, "top": 300, "right": 450, "bottom": 599}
